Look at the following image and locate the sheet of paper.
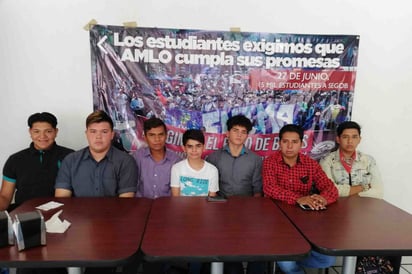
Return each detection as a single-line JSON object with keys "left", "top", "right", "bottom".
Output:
{"left": 35, "top": 201, "right": 64, "bottom": 211}
{"left": 45, "top": 209, "right": 71, "bottom": 233}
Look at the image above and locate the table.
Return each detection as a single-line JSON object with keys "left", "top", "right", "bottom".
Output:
{"left": 141, "top": 196, "right": 311, "bottom": 274}
{"left": 275, "top": 196, "right": 412, "bottom": 274}
{"left": 0, "top": 197, "right": 152, "bottom": 274}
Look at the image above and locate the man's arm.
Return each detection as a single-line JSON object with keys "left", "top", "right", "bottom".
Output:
{"left": 55, "top": 188, "right": 72, "bottom": 197}
{"left": 171, "top": 187, "right": 180, "bottom": 196}
{"left": 252, "top": 156, "right": 263, "bottom": 197}
{"left": 358, "top": 156, "right": 384, "bottom": 199}
{"left": 116, "top": 154, "right": 138, "bottom": 196}
{"left": 119, "top": 192, "right": 135, "bottom": 198}
{"left": 0, "top": 180, "right": 16, "bottom": 210}
{"left": 349, "top": 185, "right": 363, "bottom": 196}
{"left": 207, "top": 164, "right": 219, "bottom": 197}
{"left": 314, "top": 162, "right": 338, "bottom": 204}
{"left": 320, "top": 155, "right": 352, "bottom": 197}
{"left": 170, "top": 162, "right": 181, "bottom": 197}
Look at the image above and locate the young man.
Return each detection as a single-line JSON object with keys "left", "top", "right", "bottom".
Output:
{"left": 55, "top": 110, "right": 137, "bottom": 198}
{"left": 171, "top": 129, "right": 218, "bottom": 197}
{"left": 263, "top": 124, "right": 338, "bottom": 274}
{"left": 320, "top": 121, "right": 400, "bottom": 273}
{"left": 319, "top": 121, "right": 383, "bottom": 198}
{"left": 206, "top": 115, "right": 263, "bottom": 274}
{"left": 133, "top": 117, "right": 181, "bottom": 199}
{"left": 170, "top": 129, "right": 218, "bottom": 274}
{"left": 0, "top": 112, "right": 74, "bottom": 211}
{"left": 206, "top": 114, "right": 262, "bottom": 197}
{"left": 1, "top": 112, "right": 73, "bottom": 274}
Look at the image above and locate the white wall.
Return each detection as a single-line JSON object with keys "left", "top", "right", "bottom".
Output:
{"left": 1, "top": 0, "right": 411, "bottom": 212}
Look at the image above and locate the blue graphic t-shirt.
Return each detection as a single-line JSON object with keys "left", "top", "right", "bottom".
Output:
{"left": 170, "top": 159, "right": 219, "bottom": 197}
{"left": 180, "top": 176, "right": 209, "bottom": 196}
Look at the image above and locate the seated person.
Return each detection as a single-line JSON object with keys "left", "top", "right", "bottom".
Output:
{"left": 55, "top": 110, "right": 137, "bottom": 198}
{"left": 320, "top": 121, "right": 383, "bottom": 198}
{"left": 133, "top": 117, "right": 181, "bottom": 199}
{"left": 263, "top": 124, "right": 338, "bottom": 274}
{"left": 0, "top": 112, "right": 73, "bottom": 274}
{"left": 171, "top": 129, "right": 218, "bottom": 197}
{"left": 1, "top": 112, "right": 73, "bottom": 211}
{"left": 320, "top": 121, "right": 400, "bottom": 273}
{"left": 206, "top": 114, "right": 265, "bottom": 274}
{"left": 55, "top": 110, "right": 137, "bottom": 274}
{"left": 171, "top": 129, "right": 218, "bottom": 274}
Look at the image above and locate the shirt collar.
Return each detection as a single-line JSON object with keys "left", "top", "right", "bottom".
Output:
{"left": 29, "top": 142, "right": 56, "bottom": 155}
{"left": 83, "top": 146, "right": 113, "bottom": 161}
{"left": 338, "top": 149, "right": 358, "bottom": 161}
{"left": 224, "top": 145, "right": 246, "bottom": 156}
{"left": 275, "top": 151, "right": 302, "bottom": 166}
{"left": 143, "top": 146, "right": 172, "bottom": 161}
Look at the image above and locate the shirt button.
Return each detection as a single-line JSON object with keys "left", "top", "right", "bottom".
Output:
{"left": 154, "top": 185, "right": 157, "bottom": 188}
{"left": 154, "top": 174, "right": 157, "bottom": 177}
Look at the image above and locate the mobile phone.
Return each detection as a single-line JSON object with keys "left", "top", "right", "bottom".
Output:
{"left": 206, "top": 191, "right": 227, "bottom": 202}
{"left": 207, "top": 195, "right": 227, "bottom": 202}
{"left": 299, "top": 204, "right": 312, "bottom": 210}
{"left": 298, "top": 204, "right": 327, "bottom": 211}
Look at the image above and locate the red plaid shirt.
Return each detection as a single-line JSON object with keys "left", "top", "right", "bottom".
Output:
{"left": 263, "top": 151, "right": 338, "bottom": 205}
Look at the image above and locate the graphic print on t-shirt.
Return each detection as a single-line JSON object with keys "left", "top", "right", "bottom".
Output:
{"left": 179, "top": 176, "right": 209, "bottom": 196}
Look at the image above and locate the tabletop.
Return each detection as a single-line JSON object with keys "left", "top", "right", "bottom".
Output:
{"left": 0, "top": 197, "right": 152, "bottom": 268}
{"left": 141, "top": 196, "right": 311, "bottom": 262}
{"left": 275, "top": 196, "right": 412, "bottom": 256}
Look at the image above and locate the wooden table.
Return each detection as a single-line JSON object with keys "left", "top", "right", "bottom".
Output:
{"left": 0, "top": 197, "right": 152, "bottom": 273}
{"left": 141, "top": 196, "right": 311, "bottom": 274}
{"left": 275, "top": 196, "right": 412, "bottom": 274}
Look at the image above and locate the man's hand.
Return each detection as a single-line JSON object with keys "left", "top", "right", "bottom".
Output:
{"left": 297, "top": 194, "right": 327, "bottom": 210}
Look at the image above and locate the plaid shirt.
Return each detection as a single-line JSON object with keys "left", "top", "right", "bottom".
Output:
{"left": 263, "top": 151, "right": 338, "bottom": 205}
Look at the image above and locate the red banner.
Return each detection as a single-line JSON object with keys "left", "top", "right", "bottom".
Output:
{"left": 250, "top": 69, "right": 356, "bottom": 91}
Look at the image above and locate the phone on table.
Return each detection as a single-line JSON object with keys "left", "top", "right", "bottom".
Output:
{"left": 298, "top": 203, "right": 326, "bottom": 211}
{"left": 207, "top": 191, "right": 227, "bottom": 202}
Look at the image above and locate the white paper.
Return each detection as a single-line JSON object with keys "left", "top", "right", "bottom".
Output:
{"left": 45, "top": 210, "right": 71, "bottom": 233}
{"left": 36, "top": 201, "right": 64, "bottom": 211}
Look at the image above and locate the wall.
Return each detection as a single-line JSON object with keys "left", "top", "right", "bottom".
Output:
{"left": 1, "top": 0, "right": 411, "bottom": 212}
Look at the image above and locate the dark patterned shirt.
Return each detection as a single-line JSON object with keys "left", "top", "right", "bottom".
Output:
{"left": 263, "top": 151, "right": 338, "bottom": 205}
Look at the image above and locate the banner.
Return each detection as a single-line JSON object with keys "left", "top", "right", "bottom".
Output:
{"left": 89, "top": 25, "right": 359, "bottom": 159}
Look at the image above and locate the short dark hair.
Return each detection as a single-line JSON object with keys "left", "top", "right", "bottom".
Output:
{"left": 183, "top": 129, "right": 205, "bottom": 145}
{"left": 279, "top": 124, "right": 304, "bottom": 141}
{"left": 337, "top": 121, "right": 361, "bottom": 136}
{"left": 27, "top": 112, "right": 58, "bottom": 128}
{"left": 86, "top": 110, "right": 114, "bottom": 129}
{"left": 143, "top": 117, "right": 167, "bottom": 134}
{"left": 227, "top": 115, "right": 252, "bottom": 132}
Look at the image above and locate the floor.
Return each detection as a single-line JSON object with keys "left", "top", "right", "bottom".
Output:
{"left": 4, "top": 257, "right": 412, "bottom": 274}
{"left": 304, "top": 256, "right": 412, "bottom": 274}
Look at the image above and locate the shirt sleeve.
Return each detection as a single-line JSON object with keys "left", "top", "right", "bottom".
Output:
{"left": 208, "top": 165, "right": 219, "bottom": 193}
{"left": 170, "top": 162, "right": 180, "bottom": 188}
{"left": 262, "top": 156, "right": 301, "bottom": 205}
{"left": 117, "top": 154, "right": 138, "bottom": 195}
{"left": 2, "top": 156, "right": 17, "bottom": 183}
{"left": 319, "top": 155, "right": 351, "bottom": 197}
{"left": 313, "top": 161, "right": 339, "bottom": 204}
{"left": 358, "top": 155, "right": 384, "bottom": 199}
{"left": 54, "top": 156, "right": 74, "bottom": 191}
{"left": 252, "top": 156, "right": 263, "bottom": 194}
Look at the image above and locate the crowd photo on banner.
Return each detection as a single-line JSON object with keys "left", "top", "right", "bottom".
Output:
{"left": 90, "top": 25, "right": 359, "bottom": 159}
